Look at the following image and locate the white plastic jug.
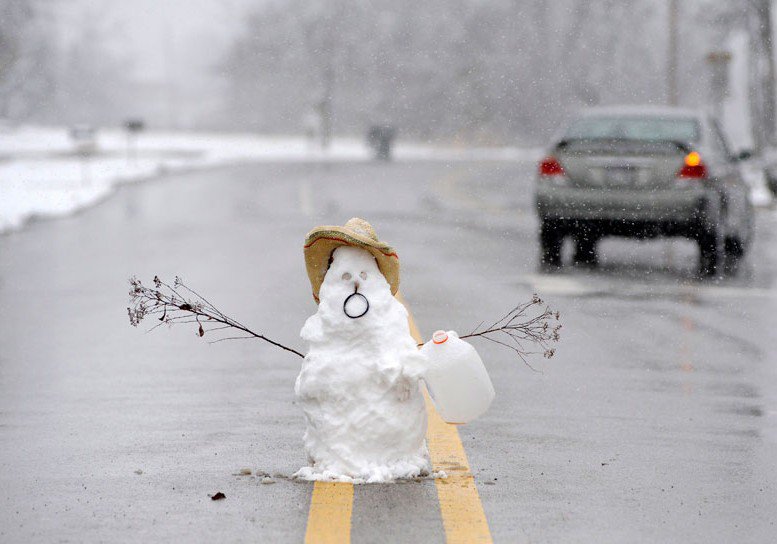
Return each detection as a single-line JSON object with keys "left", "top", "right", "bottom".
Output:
{"left": 420, "top": 330, "right": 495, "bottom": 424}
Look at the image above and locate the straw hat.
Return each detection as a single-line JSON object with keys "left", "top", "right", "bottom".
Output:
{"left": 304, "top": 218, "right": 400, "bottom": 303}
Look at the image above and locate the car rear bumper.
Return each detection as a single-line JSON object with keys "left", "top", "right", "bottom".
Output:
{"left": 535, "top": 185, "right": 715, "bottom": 227}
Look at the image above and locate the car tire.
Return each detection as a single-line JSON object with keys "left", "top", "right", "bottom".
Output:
{"left": 698, "top": 227, "right": 723, "bottom": 278}
{"left": 540, "top": 218, "right": 563, "bottom": 270}
{"left": 723, "top": 237, "right": 744, "bottom": 276}
{"left": 766, "top": 168, "right": 777, "bottom": 197}
{"left": 573, "top": 235, "right": 598, "bottom": 268}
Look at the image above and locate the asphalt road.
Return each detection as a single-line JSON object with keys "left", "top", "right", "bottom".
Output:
{"left": 1, "top": 158, "right": 776, "bottom": 543}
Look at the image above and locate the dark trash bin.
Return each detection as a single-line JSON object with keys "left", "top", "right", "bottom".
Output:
{"left": 367, "top": 125, "right": 396, "bottom": 161}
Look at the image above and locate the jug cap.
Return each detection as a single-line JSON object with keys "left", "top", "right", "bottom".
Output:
{"left": 432, "top": 330, "right": 448, "bottom": 344}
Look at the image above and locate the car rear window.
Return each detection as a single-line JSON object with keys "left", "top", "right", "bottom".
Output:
{"left": 564, "top": 116, "right": 700, "bottom": 142}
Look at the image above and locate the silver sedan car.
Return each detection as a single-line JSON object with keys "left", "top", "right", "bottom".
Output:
{"left": 535, "top": 106, "right": 754, "bottom": 276}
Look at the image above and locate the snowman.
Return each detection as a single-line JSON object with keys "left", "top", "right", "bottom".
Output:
{"left": 293, "top": 218, "right": 431, "bottom": 483}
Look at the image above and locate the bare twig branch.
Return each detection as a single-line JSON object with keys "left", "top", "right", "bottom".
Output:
{"left": 416, "top": 294, "right": 561, "bottom": 369}
{"left": 128, "top": 276, "right": 560, "bottom": 369}
{"left": 207, "top": 336, "right": 257, "bottom": 344}
{"left": 458, "top": 294, "right": 561, "bottom": 368}
{"left": 128, "top": 276, "right": 305, "bottom": 358}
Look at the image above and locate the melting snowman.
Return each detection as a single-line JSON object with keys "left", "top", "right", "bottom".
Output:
{"left": 294, "top": 218, "right": 431, "bottom": 483}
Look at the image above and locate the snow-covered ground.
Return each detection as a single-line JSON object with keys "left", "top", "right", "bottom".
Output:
{"left": 0, "top": 127, "right": 366, "bottom": 234}
{"left": 0, "top": 126, "right": 540, "bottom": 234}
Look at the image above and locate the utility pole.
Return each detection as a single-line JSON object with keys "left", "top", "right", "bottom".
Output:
{"left": 666, "top": 0, "right": 680, "bottom": 270}
{"left": 667, "top": 0, "right": 679, "bottom": 106}
{"left": 313, "top": 7, "right": 337, "bottom": 151}
{"left": 748, "top": 0, "right": 777, "bottom": 152}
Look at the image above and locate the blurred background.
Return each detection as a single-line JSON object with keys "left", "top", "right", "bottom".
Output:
{"left": 1, "top": 0, "right": 774, "bottom": 149}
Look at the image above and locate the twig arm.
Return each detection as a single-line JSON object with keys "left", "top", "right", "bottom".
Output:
{"left": 128, "top": 276, "right": 305, "bottom": 359}
{"left": 414, "top": 294, "right": 561, "bottom": 369}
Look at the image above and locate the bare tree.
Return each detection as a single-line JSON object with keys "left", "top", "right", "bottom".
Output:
{"left": 50, "top": 11, "right": 134, "bottom": 126}
{"left": 0, "top": 0, "right": 56, "bottom": 120}
{"left": 220, "top": 0, "right": 725, "bottom": 143}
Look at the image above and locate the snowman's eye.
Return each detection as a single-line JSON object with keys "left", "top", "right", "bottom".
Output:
{"left": 359, "top": 271, "right": 367, "bottom": 280}
{"left": 341, "top": 272, "right": 352, "bottom": 281}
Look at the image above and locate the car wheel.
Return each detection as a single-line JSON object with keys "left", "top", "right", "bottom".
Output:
{"left": 723, "top": 237, "right": 743, "bottom": 276}
{"left": 573, "top": 235, "right": 598, "bottom": 268}
{"left": 698, "top": 227, "right": 723, "bottom": 278}
{"left": 540, "top": 218, "right": 563, "bottom": 270}
{"left": 766, "top": 168, "right": 777, "bottom": 197}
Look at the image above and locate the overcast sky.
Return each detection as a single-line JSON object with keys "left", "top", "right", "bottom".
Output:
{"left": 55, "top": 0, "right": 263, "bottom": 82}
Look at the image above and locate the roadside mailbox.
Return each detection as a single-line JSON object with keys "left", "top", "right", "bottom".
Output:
{"left": 123, "top": 118, "right": 145, "bottom": 163}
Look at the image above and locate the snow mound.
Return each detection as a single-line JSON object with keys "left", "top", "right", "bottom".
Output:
{"left": 294, "top": 246, "right": 430, "bottom": 483}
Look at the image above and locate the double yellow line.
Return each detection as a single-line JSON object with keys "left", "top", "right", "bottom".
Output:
{"left": 304, "top": 481, "right": 354, "bottom": 544}
{"left": 304, "top": 294, "right": 492, "bottom": 543}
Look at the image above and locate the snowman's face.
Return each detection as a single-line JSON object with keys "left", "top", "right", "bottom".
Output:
{"left": 319, "top": 246, "right": 390, "bottom": 317}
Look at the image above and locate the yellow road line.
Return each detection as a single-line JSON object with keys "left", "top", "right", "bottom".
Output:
{"left": 304, "top": 481, "right": 354, "bottom": 544}
{"left": 400, "top": 293, "right": 493, "bottom": 544}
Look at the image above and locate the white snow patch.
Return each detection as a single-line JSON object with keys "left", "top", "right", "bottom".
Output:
{"left": 741, "top": 162, "right": 774, "bottom": 207}
{"left": 294, "top": 246, "right": 430, "bottom": 483}
{"left": 0, "top": 126, "right": 364, "bottom": 233}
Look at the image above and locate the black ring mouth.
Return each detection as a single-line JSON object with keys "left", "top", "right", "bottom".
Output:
{"left": 343, "top": 291, "right": 369, "bottom": 319}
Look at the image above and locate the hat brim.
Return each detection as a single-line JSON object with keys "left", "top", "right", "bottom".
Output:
{"left": 304, "top": 226, "right": 400, "bottom": 303}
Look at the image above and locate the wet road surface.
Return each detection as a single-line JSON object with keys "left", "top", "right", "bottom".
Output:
{"left": 1, "top": 159, "right": 776, "bottom": 542}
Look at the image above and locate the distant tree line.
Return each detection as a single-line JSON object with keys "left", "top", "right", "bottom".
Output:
{"left": 0, "top": 0, "right": 132, "bottom": 126}
{"left": 220, "top": 0, "right": 730, "bottom": 143}
{"left": 1, "top": 0, "right": 775, "bottom": 148}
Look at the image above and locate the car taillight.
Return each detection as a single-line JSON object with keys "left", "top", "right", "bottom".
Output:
{"left": 539, "top": 156, "right": 565, "bottom": 176}
{"left": 676, "top": 151, "right": 707, "bottom": 179}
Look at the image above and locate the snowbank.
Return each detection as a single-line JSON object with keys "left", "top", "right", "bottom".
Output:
{"left": 741, "top": 162, "right": 774, "bottom": 208}
{"left": 0, "top": 126, "right": 363, "bottom": 233}
{"left": 0, "top": 125, "right": 539, "bottom": 234}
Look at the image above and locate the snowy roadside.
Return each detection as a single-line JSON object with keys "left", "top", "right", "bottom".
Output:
{"left": 0, "top": 126, "right": 540, "bottom": 234}
{"left": 741, "top": 161, "right": 775, "bottom": 208}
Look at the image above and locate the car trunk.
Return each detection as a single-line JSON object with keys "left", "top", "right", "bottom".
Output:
{"left": 556, "top": 139, "right": 687, "bottom": 190}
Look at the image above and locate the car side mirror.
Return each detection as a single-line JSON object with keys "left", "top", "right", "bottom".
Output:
{"left": 735, "top": 150, "right": 753, "bottom": 162}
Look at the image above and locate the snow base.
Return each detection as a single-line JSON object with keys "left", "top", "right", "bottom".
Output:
{"left": 294, "top": 246, "right": 431, "bottom": 483}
